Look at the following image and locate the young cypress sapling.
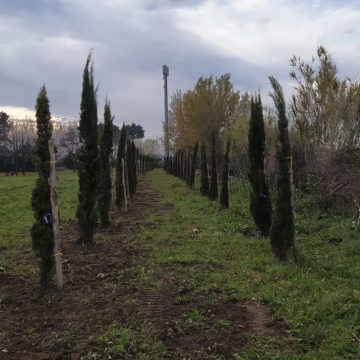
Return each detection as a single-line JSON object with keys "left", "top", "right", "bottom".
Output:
{"left": 98, "top": 99, "right": 113, "bottom": 225}
{"left": 115, "top": 124, "right": 127, "bottom": 209}
{"left": 248, "top": 95, "right": 272, "bottom": 236}
{"left": 132, "top": 141, "right": 138, "bottom": 192}
{"left": 77, "top": 53, "right": 99, "bottom": 243}
{"left": 31, "top": 85, "right": 54, "bottom": 288}
{"left": 127, "top": 139, "right": 136, "bottom": 199}
{"left": 269, "top": 76, "right": 295, "bottom": 260}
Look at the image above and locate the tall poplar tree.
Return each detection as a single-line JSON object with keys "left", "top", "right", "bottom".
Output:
{"left": 31, "top": 85, "right": 54, "bottom": 288}
{"left": 269, "top": 76, "right": 295, "bottom": 260}
{"left": 248, "top": 95, "right": 272, "bottom": 236}
{"left": 98, "top": 99, "right": 113, "bottom": 225}
{"left": 115, "top": 124, "right": 127, "bottom": 209}
{"left": 220, "top": 139, "right": 230, "bottom": 208}
{"left": 77, "top": 53, "right": 99, "bottom": 243}
{"left": 208, "top": 132, "right": 218, "bottom": 201}
{"left": 200, "top": 143, "right": 209, "bottom": 196}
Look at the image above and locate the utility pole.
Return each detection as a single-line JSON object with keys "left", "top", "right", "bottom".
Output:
{"left": 163, "top": 64, "right": 169, "bottom": 157}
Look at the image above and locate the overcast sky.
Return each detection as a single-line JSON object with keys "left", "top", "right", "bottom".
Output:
{"left": 0, "top": 0, "right": 359, "bottom": 138}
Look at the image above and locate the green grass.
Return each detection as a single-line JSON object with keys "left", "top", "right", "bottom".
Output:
{"left": 1, "top": 169, "right": 359, "bottom": 359}
{"left": 139, "top": 169, "right": 360, "bottom": 359}
{"left": 0, "top": 171, "right": 78, "bottom": 271}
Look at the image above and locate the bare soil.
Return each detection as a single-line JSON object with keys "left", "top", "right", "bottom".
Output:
{"left": 0, "top": 177, "right": 286, "bottom": 360}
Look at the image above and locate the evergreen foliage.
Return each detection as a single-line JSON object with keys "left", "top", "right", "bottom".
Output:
{"left": 208, "top": 132, "right": 218, "bottom": 201}
{"left": 77, "top": 53, "right": 99, "bottom": 243}
{"left": 133, "top": 141, "right": 138, "bottom": 189}
{"left": 269, "top": 76, "right": 295, "bottom": 260}
{"left": 31, "top": 85, "right": 54, "bottom": 288}
{"left": 220, "top": 139, "right": 230, "bottom": 208}
{"left": 189, "top": 142, "right": 198, "bottom": 189}
{"left": 200, "top": 143, "right": 209, "bottom": 196}
{"left": 127, "top": 139, "right": 137, "bottom": 199}
{"left": 248, "top": 95, "right": 272, "bottom": 236}
{"left": 115, "top": 124, "right": 127, "bottom": 209}
{"left": 98, "top": 99, "right": 113, "bottom": 225}
{"left": 126, "top": 123, "right": 145, "bottom": 139}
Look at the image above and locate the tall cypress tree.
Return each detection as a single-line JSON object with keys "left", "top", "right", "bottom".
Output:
{"left": 189, "top": 142, "right": 199, "bottom": 189}
{"left": 31, "top": 85, "right": 54, "bottom": 288}
{"left": 220, "top": 139, "right": 231, "bottom": 208}
{"left": 269, "top": 76, "right": 295, "bottom": 260}
{"left": 248, "top": 95, "right": 272, "bottom": 236}
{"left": 77, "top": 53, "right": 99, "bottom": 243}
{"left": 98, "top": 99, "right": 113, "bottom": 225}
{"left": 115, "top": 124, "right": 127, "bottom": 209}
{"left": 208, "top": 132, "right": 218, "bottom": 201}
{"left": 200, "top": 143, "right": 209, "bottom": 196}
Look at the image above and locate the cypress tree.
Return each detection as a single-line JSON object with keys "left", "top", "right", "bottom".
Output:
{"left": 77, "top": 53, "right": 99, "bottom": 243}
{"left": 31, "top": 85, "right": 54, "bottom": 288}
{"left": 248, "top": 95, "right": 272, "bottom": 236}
{"left": 200, "top": 143, "right": 209, "bottom": 196}
{"left": 208, "top": 132, "right": 218, "bottom": 201}
{"left": 133, "top": 141, "right": 138, "bottom": 190}
{"left": 115, "top": 124, "right": 127, "bottom": 209}
{"left": 269, "top": 76, "right": 295, "bottom": 260}
{"left": 189, "top": 142, "right": 199, "bottom": 189}
{"left": 220, "top": 139, "right": 231, "bottom": 208}
{"left": 127, "top": 139, "right": 136, "bottom": 199}
{"left": 98, "top": 99, "right": 113, "bottom": 225}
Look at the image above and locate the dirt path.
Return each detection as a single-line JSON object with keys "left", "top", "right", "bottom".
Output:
{"left": 0, "top": 175, "right": 285, "bottom": 360}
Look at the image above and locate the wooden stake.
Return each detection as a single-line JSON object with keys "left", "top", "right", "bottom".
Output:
{"left": 48, "top": 139, "right": 63, "bottom": 289}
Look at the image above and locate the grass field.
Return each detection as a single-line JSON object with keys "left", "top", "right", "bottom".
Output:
{"left": 1, "top": 169, "right": 360, "bottom": 359}
{"left": 143, "top": 171, "right": 360, "bottom": 359}
{"left": 0, "top": 171, "right": 78, "bottom": 272}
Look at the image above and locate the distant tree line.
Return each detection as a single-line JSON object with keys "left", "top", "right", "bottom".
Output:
{"left": 163, "top": 45, "right": 360, "bottom": 261}
{"left": 0, "top": 110, "right": 157, "bottom": 174}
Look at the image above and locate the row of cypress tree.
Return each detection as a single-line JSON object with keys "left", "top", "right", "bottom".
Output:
{"left": 164, "top": 133, "right": 231, "bottom": 209}
{"left": 31, "top": 54, "right": 157, "bottom": 288}
{"left": 114, "top": 123, "right": 153, "bottom": 210}
{"left": 164, "top": 77, "right": 295, "bottom": 261}
{"left": 248, "top": 79, "right": 295, "bottom": 260}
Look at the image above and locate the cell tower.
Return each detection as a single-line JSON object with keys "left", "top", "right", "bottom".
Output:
{"left": 163, "top": 64, "right": 169, "bottom": 157}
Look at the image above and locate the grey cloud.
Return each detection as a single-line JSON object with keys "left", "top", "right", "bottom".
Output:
{"left": 0, "top": 0, "right": 65, "bottom": 15}
{"left": 0, "top": 0, "right": 359, "bottom": 138}
{"left": 144, "top": 0, "right": 205, "bottom": 11}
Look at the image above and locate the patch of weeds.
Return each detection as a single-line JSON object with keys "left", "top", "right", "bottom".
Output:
{"left": 92, "top": 326, "right": 170, "bottom": 359}
{"left": 98, "top": 327, "right": 136, "bottom": 354}
{"left": 183, "top": 308, "right": 209, "bottom": 330}
{"left": 175, "top": 294, "right": 190, "bottom": 305}
{"left": 214, "top": 318, "right": 231, "bottom": 329}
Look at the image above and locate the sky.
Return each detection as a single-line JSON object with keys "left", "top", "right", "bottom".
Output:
{"left": 0, "top": 0, "right": 359, "bottom": 138}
